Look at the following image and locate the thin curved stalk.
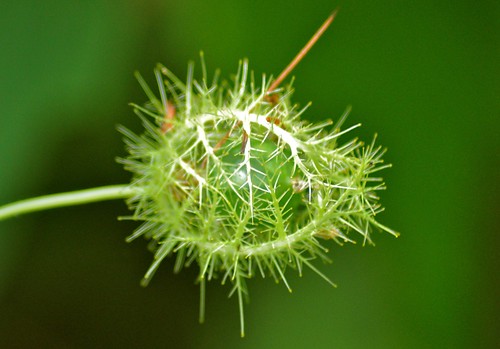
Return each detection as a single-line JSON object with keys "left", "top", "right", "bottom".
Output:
{"left": 0, "top": 185, "right": 137, "bottom": 221}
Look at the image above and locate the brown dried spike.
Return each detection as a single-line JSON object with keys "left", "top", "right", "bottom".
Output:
{"left": 266, "top": 9, "right": 338, "bottom": 104}
{"left": 161, "top": 101, "right": 176, "bottom": 133}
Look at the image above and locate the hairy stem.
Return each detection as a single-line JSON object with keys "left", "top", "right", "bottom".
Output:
{"left": 0, "top": 184, "right": 137, "bottom": 221}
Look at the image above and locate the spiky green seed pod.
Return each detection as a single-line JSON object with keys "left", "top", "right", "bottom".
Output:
{"left": 118, "top": 59, "right": 398, "bottom": 336}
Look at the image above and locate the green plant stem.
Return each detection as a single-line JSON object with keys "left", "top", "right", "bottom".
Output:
{"left": 0, "top": 185, "right": 137, "bottom": 221}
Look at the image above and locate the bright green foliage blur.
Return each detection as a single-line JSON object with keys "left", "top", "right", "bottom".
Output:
{"left": 0, "top": 1, "right": 498, "bottom": 348}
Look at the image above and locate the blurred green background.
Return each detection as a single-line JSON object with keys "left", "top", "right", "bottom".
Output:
{"left": 0, "top": 0, "right": 498, "bottom": 348}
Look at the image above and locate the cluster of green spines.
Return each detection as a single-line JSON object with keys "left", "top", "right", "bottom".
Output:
{"left": 119, "top": 59, "right": 397, "bottom": 335}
